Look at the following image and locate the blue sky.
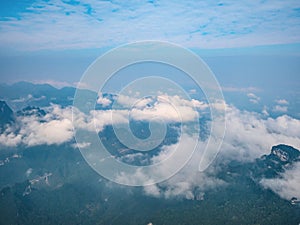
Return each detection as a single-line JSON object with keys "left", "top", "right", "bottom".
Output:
{"left": 0, "top": 0, "right": 300, "bottom": 51}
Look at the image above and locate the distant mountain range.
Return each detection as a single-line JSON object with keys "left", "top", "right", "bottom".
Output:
{"left": 0, "top": 82, "right": 95, "bottom": 110}
{"left": 1, "top": 81, "right": 299, "bottom": 119}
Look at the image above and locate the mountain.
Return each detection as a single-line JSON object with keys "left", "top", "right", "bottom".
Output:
{"left": 0, "top": 100, "right": 15, "bottom": 131}
{"left": 0, "top": 82, "right": 96, "bottom": 110}
{"left": 219, "top": 144, "right": 300, "bottom": 186}
{"left": 252, "top": 144, "right": 300, "bottom": 179}
{"left": 0, "top": 138, "right": 299, "bottom": 225}
{"left": 268, "top": 144, "right": 300, "bottom": 163}
{"left": 0, "top": 82, "right": 57, "bottom": 100}
{"left": 16, "top": 106, "right": 46, "bottom": 118}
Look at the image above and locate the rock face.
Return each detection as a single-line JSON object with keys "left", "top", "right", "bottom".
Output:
{"left": 0, "top": 101, "right": 15, "bottom": 130}
{"left": 270, "top": 144, "right": 300, "bottom": 163}
{"left": 253, "top": 144, "right": 300, "bottom": 179}
{"left": 290, "top": 197, "right": 300, "bottom": 205}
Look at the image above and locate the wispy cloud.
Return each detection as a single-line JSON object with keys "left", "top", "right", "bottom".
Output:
{"left": 273, "top": 105, "right": 288, "bottom": 113}
{"left": 247, "top": 92, "right": 260, "bottom": 104}
{"left": 0, "top": 0, "right": 300, "bottom": 51}
{"left": 222, "top": 86, "right": 260, "bottom": 93}
{"left": 275, "top": 99, "right": 289, "bottom": 105}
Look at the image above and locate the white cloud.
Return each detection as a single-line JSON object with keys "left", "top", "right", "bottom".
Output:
{"left": 117, "top": 104, "right": 300, "bottom": 199}
{"left": 247, "top": 93, "right": 258, "bottom": 99}
{"left": 222, "top": 86, "right": 260, "bottom": 93}
{"left": 145, "top": 139, "right": 226, "bottom": 199}
{"left": 275, "top": 99, "right": 289, "bottom": 105}
{"left": 0, "top": 105, "right": 74, "bottom": 147}
{"left": 188, "top": 89, "right": 197, "bottom": 94}
{"left": 273, "top": 105, "right": 288, "bottom": 113}
{"left": 249, "top": 99, "right": 259, "bottom": 104}
{"left": 262, "top": 105, "right": 269, "bottom": 116}
{"left": 115, "top": 95, "right": 140, "bottom": 108}
{"left": 71, "top": 142, "right": 91, "bottom": 149}
{"left": 22, "top": 118, "right": 73, "bottom": 146}
{"left": 25, "top": 168, "right": 33, "bottom": 177}
{"left": 131, "top": 101, "right": 197, "bottom": 123}
{"left": 0, "top": 131, "right": 23, "bottom": 147}
{"left": 260, "top": 162, "right": 300, "bottom": 200}
{"left": 266, "top": 115, "right": 300, "bottom": 138}
{"left": 247, "top": 92, "right": 260, "bottom": 104}
{"left": 0, "top": 94, "right": 205, "bottom": 147}
{"left": 1, "top": 94, "right": 300, "bottom": 201}
{"left": 144, "top": 184, "right": 161, "bottom": 197}
{"left": 0, "top": 0, "right": 300, "bottom": 51}
{"left": 133, "top": 98, "right": 153, "bottom": 109}
{"left": 88, "top": 109, "right": 128, "bottom": 132}
{"left": 115, "top": 133, "right": 227, "bottom": 199}
{"left": 97, "top": 94, "right": 112, "bottom": 107}
{"left": 114, "top": 94, "right": 207, "bottom": 123}
{"left": 218, "top": 106, "right": 300, "bottom": 162}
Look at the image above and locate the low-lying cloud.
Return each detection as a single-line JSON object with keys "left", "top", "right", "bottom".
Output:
{"left": 260, "top": 162, "right": 300, "bottom": 200}
{"left": 115, "top": 103, "right": 300, "bottom": 199}
{"left": 0, "top": 95, "right": 300, "bottom": 202}
{"left": 0, "top": 105, "right": 73, "bottom": 147}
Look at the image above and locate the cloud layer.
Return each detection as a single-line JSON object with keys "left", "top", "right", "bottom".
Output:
{"left": 260, "top": 162, "right": 300, "bottom": 200}
{"left": 133, "top": 105, "right": 300, "bottom": 199}
{"left": 0, "top": 95, "right": 300, "bottom": 201}
{"left": 0, "top": 105, "right": 74, "bottom": 147}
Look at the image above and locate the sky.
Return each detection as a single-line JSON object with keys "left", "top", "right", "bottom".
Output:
{"left": 0, "top": 0, "right": 300, "bottom": 51}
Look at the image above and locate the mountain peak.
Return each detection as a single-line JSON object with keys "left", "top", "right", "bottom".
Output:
{"left": 270, "top": 144, "right": 300, "bottom": 163}
{"left": 252, "top": 144, "right": 300, "bottom": 179}
{"left": 0, "top": 100, "right": 15, "bottom": 130}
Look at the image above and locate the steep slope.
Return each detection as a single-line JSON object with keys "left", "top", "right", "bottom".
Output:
{"left": 252, "top": 144, "right": 300, "bottom": 179}
{"left": 0, "top": 100, "right": 15, "bottom": 131}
